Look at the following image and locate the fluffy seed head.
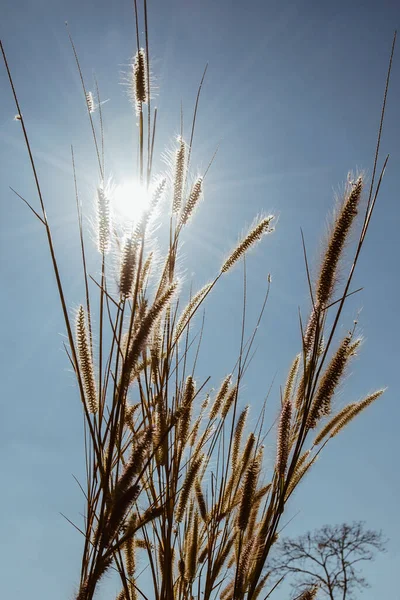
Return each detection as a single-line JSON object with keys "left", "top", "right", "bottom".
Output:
{"left": 172, "top": 137, "right": 186, "bottom": 213}
{"left": 119, "top": 235, "right": 137, "bottom": 298}
{"left": 97, "top": 186, "right": 111, "bottom": 254}
{"left": 175, "top": 454, "right": 204, "bottom": 522}
{"left": 221, "top": 385, "right": 237, "bottom": 418}
{"left": 209, "top": 374, "right": 232, "bottom": 419}
{"left": 232, "top": 406, "right": 249, "bottom": 471}
{"left": 237, "top": 459, "right": 259, "bottom": 530}
{"left": 329, "top": 389, "right": 385, "bottom": 439}
{"left": 178, "top": 376, "right": 196, "bottom": 446}
{"left": 285, "top": 453, "right": 318, "bottom": 500}
{"left": 283, "top": 354, "right": 300, "bottom": 405}
{"left": 76, "top": 305, "right": 98, "bottom": 414}
{"left": 133, "top": 48, "right": 148, "bottom": 114}
{"left": 180, "top": 177, "right": 203, "bottom": 225}
{"left": 221, "top": 215, "right": 274, "bottom": 273}
{"left": 308, "top": 334, "right": 352, "bottom": 428}
{"left": 316, "top": 176, "right": 363, "bottom": 307}
{"left": 175, "top": 282, "right": 212, "bottom": 342}
{"left": 276, "top": 400, "right": 292, "bottom": 477}
{"left": 150, "top": 178, "right": 167, "bottom": 211}
{"left": 195, "top": 479, "right": 207, "bottom": 522}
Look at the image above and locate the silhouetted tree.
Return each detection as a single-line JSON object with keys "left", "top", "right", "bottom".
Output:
{"left": 271, "top": 522, "right": 386, "bottom": 599}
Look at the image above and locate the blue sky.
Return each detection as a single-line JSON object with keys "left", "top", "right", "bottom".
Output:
{"left": 0, "top": 0, "right": 399, "bottom": 598}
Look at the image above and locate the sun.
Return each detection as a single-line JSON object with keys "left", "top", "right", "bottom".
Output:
{"left": 112, "top": 180, "right": 151, "bottom": 225}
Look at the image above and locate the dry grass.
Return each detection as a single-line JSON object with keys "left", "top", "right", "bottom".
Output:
{"left": 0, "top": 6, "right": 396, "bottom": 600}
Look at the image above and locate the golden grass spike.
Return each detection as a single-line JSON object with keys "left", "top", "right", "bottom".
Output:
{"left": 276, "top": 400, "right": 292, "bottom": 477}
{"left": 195, "top": 479, "right": 207, "bottom": 522}
{"left": 115, "top": 427, "right": 153, "bottom": 497}
{"left": 180, "top": 176, "right": 203, "bottom": 225}
{"left": 221, "top": 215, "right": 274, "bottom": 273}
{"left": 189, "top": 415, "right": 202, "bottom": 447}
{"left": 236, "top": 536, "right": 255, "bottom": 596}
{"left": 173, "top": 137, "right": 186, "bottom": 213}
{"left": 76, "top": 305, "right": 98, "bottom": 414}
{"left": 329, "top": 389, "right": 385, "bottom": 438}
{"left": 302, "top": 307, "right": 319, "bottom": 356}
{"left": 220, "top": 579, "right": 234, "bottom": 600}
{"left": 175, "top": 454, "right": 204, "bottom": 522}
{"left": 240, "top": 432, "right": 256, "bottom": 476}
{"left": 316, "top": 176, "right": 363, "bottom": 307}
{"left": 254, "top": 483, "right": 272, "bottom": 503}
{"left": 119, "top": 235, "right": 137, "bottom": 298}
{"left": 209, "top": 374, "right": 232, "bottom": 420}
{"left": 232, "top": 406, "right": 249, "bottom": 471}
{"left": 313, "top": 406, "right": 355, "bottom": 446}
{"left": 150, "top": 177, "right": 167, "bottom": 210}
{"left": 124, "top": 537, "right": 136, "bottom": 577}
{"left": 285, "top": 453, "right": 318, "bottom": 500}
{"left": 123, "top": 282, "right": 177, "bottom": 386}
{"left": 237, "top": 459, "right": 259, "bottom": 531}
{"left": 178, "top": 375, "right": 196, "bottom": 446}
{"left": 138, "top": 251, "right": 153, "bottom": 290}
{"left": 308, "top": 334, "right": 352, "bottom": 428}
{"left": 96, "top": 186, "right": 110, "bottom": 254}
{"left": 221, "top": 384, "right": 237, "bottom": 419}
{"left": 253, "top": 572, "right": 271, "bottom": 600}
{"left": 174, "top": 282, "right": 212, "bottom": 342}
{"left": 283, "top": 354, "right": 300, "bottom": 405}
{"left": 185, "top": 511, "right": 199, "bottom": 582}
{"left": 133, "top": 48, "right": 148, "bottom": 115}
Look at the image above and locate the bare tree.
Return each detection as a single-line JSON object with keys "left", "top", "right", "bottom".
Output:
{"left": 271, "top": 522, "right": 386, "bottom": 599}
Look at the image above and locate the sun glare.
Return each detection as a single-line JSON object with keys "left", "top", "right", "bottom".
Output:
{"left": 112, "top": 180, "right": 150, "bottom": 225}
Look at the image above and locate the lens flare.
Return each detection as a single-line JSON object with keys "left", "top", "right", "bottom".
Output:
{"left": 113, "top": 180, "right": 150, "bottom": 225}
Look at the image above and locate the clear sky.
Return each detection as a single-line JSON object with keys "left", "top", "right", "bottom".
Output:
{"left": 0, "top": 0, "right": 399, "bottom": 598}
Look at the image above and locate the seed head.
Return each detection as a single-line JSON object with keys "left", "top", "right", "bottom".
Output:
{"left": 76, "top": 305, "right": 98, "bottom": 414}
{"left": 97, "top": 186, "right": 111, "bottom": 254}
{"left": 276, "top": 400, "right": 292, "bottom": 477}
{"left": 133, "top": 48, "right": 148, "bottom": 115}
{"left": 180, "top": 177, "right": 203, "bottom": 225}
{"left": 221, "top": 215, "right": 274, "bottom": 273}
{"left": 172, "top": 137, "right": 186, "bottom": 213}
{"left": 316, "top": 176, "right": 363, "bottom": 307}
